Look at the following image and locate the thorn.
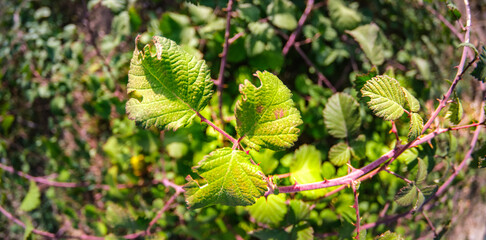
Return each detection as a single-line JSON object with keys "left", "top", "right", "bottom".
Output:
{"left": 427, "top": 140, "right": 434, "bottom": 149}
{"left": 322, "top": 178, "right": 328, "bottom": 182}
{"left": 292, "top": 177, "right": 299, "bottom": 185}
{"left": 245, "top": 150, "right": 250, "bottom": 154}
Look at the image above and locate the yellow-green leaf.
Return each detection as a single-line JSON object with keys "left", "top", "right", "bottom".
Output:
{"left": 236, "top": 71, "right": 303, "bottom": 151}
{"left": 20, "top": 181, "right": 41, "bottom": 212}
{"left": 402, "top": 87, "right": 420, "bottom": 112}
{"left": 328, "top": 142, "right": 351, "bottom": 166}
{"left": 247, "top": 194, "right": 287, "bottom": 227}
{"left": 290, "top": 145, "right": 326, "bottom": 199}
{"left": 323, "top": 93, "right": 361, "bottom": 138}
{"left": 361, "top": 75, "right": 405, "bottom": 121}
{"left": 408, "top": 113, "right": 424, "bottom": 141}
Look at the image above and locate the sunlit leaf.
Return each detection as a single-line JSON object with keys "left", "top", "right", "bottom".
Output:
{"left": 346, "top": 23, "right": 385, "bottom": 66}
{"left": 361, "top": 75, "right": 405, "bottom": 120}
{"left": 267, "top": 0, "right": 297, "bottom": 31}
{"left": 290, "top": 145, "right": 326, "bottom": 199}
{"left": 20, "top": 181, "right": 41, "bottom": 212}
{"left": 323, "top": 93, "right": 361, "bottom": 138}
{"left": 328, "top": 142, "right": 351, "bottom": 167}
{"left": 402, "top": 87, "right": 420, "bottom": 112}
{"left": 236, "top": 71, "right": 302, "bottom": 151}
{"left": 394, "top": 183, "right": 417, "bottom": 206}
{"left": 126, "top": 36, "right": 214, "bottom": 130}
{"left": 408, "top": 113, "right": 424, "bottom": 141}
{"left": 184, "top": 148, "right": 267, "bottom": 208}
{"left": 288, "top": 200, "right": 312, "bottom": 224}
{"left": 247, "top": 194, "right": 287, "bottom": 227}
{"left": 354, "top": 67, "right": 378, "bottom": 102}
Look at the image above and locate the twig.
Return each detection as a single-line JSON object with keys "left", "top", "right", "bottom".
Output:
{"left": 385, "top": 169, "right": 413, "bottom": 184}
{"left": 282, "top": 0, "right": 314, "bottom": 56}
{"left": 146, "top": 189, "right": 182, "bottom": 234}
{"left": 196, "top": 112, "right": 238, "bottom": 144}
{"left": 422, "top": 211, "right": 438, "bottom": 237}
{"left": 216, "top": 0, "right": 234, "bottom": 124}
{"left": 0, "top": 205, "right": 56, "bottom": 238}
{"left": 423, "top": 4, "right": 464, "bottom": 42}
{"left": 351, "top": 180, "right": 361, "bottom": 239}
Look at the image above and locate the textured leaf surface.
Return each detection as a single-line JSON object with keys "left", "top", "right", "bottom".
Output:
{"left": 20, "top": 181, "right": 41, "bottom": 212}
{"left": 236, "top": 71, "right": 302, "bottom": 151}
{"left": 247, "top": 194, "right": 287, "bottom": 227}
{"left": 290, "top": 145, "right": 326, "bottom": 199}
{"left": 184, "top": 148, "right": 267, "bottom": 209}
{"left": 328, "top": 142, "right": 351, "bottom": 166}
{"left": 292, "top": 223, "right": 314, "bottom": 240}
{"left": 416, "top": 158, "right": 427, "bottom": 185}
{"left": 394, "top": 183, "right": 417, "bottom": 206}
{"left": 126, "top": 36, "right": 214, "bottom": 130}
{"left": 402, "top": 87, "right": 420, "bottom": 112}
{"left": 323, "top": 93, "right": 361, "bottom": 138}
{"left": 361, "top": 75, "right": 405, "bottom": 120}
{"left": 445, "top": 94, "right": 463, "bottom": 125}
{"left": 354, "top": 67, "right": 378, "bottom": 102}
{"left": 471, "top": 46, "right": 486, "bottom": 82}
{"left": 346, "top": 23, "right": 385, "bottom": 66}
{"left": 408, "top": 113, "right": 423, "bottom": 141}
{"left": 288, "top": 200, "right": 312, "bottom": 224}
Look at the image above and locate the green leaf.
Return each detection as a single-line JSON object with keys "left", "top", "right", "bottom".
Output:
{"left": 252, "top": 229, "right": 289, "bottom": 240}
{"left": 290, "top": 145, "right": 326, "bottom": 199}
{"left": 328, "top": 143, "right": 351, "bottom": 167}
{"left": 323, "top": 93, "right": 361, "bottom": 138}
{"left": 126, "top": 36, "right": 214, "bottom": 131}
{"left": 291, "top": 223, "right": 314, "bottom": 240}
{"left": 394, "top": 183, "right": 417, "bottom": 206}
{"left": 20, "top": 181, "right": 41, "bottom": 212}
{"left": 361, "top": 75, "right": 406, "bottom": 121}
{"left": 376, "top": 231, "right": 405, "bottom": 240}
{"left": 415, "top": 158, "right": 427, "bottom": 186}
{"left": 267, "top": 0, "right": 297, "bottom": 31}
{"left": 23, "top": 217, "right": 33, "bottom": 240}
{"left": 408, "top": 113, "right": 424, "bottom": 141}
{"left": 402, "top": 87, "right": 420, "bottom": 112}
{"left": 247, "top": 194, "right": 287, "bottom": 227}
{"left": 184, "top": 148, "right": 267, "bottom": 209}
{"left": 328, "top": 0, "right": 362, "bottom": 31}
{"left": 354, "top": 67, "right": 378, "bottom": 102}
{"left": 288, "top": 200, "right": 312, "bottom": 224}
{"left": 237, "top": 3, "right": 261, "bottom": 22}
{"left": 350, "top": 134, "right": 366, "bottom": 160}
{"left": 346, "top": 23, "right": 385, "bottom": 66}
{"left": 447, "top": 2, "right": 462, "bottom": 19}
{"left": 471, "top": 46, "right": 486, "bottom": 82}
{"left": 414, "top": 185, "right": 437, "bottom": 212}
{"left": 445, "top": 93, "right": 463, "bottom": 125}
{"left": 236, "top": 71, "right": 302, "bottom": 151}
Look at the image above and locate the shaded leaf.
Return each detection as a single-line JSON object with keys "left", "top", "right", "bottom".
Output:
{"left": 323, "top": 93, "right": 361, "bottom": 138}
{"left": 414, "top": 185, "right": 437, "bottom": 212}
{"left": 361, "top": 75, "right": 405, "bottom": 121}
{"left": 20, "top": 181, "right": 41, "bottom": 212}
{"left": 415, "top": 158, "right": 427, "bottom": 186}
{"left": 291, "top": 223, "right": 314, "bottom": 240}
{"left": 445, "top": 93, "right": 463, "bottom": 125}
{"left": 248, "top": 194, "right": 287, "bottom": 227}
{"left": 236, "top": 71, "right": 302, "bottom": 151}
{"left": 408, "top": 113, "right": 424, "bottom": 141}
{"left": 346, "top": 23, "right": 385, "bottom": 66}
{"left": 402, "top": 87, "right": 420, "bottom": 112}
{"left": 252, "top": 229, "right": 289, "bottom": 240}
{"left": 394, "top": 183, "right": 417, "bottom": 206}
{"left": 126, "top": 36, "right": 214, "bottom": 131}
{"left": 237, "top": 3, "right": 261, "bottom": 22}
{"left": 290, "top": 145, "right": 326, "bottom": 199}
{"left": 184, "top": 148, "right": 267, "bottom": 209}
{"left": 328, "top": 142, "right": 351, "bottom": 167}
{"left": 447, "top": 2, "right": 462, "bottom": 19}
{"left": 350, "top": 134, "right": 366, "bottom": 160}
{"left": 471, "top": 46, "right": 486, "bottom": 82}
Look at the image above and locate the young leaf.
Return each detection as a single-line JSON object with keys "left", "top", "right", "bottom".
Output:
{"left": 361, "top": 75, "right": 405, "bottom": 121}
{"left": 323, "top": 93, "right": 361, "bottom": 138}
{"left": 184, "top": 148, "right": 267, "bottom": 209}
{"left": 394, "top": 183, "right": 417, "bottom": 206}
{"left": 328, "top": 142, "right": 351, "bottom": 167}
{"left": 471, "top": 46, "right": 486, "bottom": 82}
{"left": 328, "top": 0, "right": 362, "bottom": 31}
{"left": 126, "top": 36, "right": 214, "bottom": 130}
{"left": 445, "top": 93, "right": 463, "bottom": 125}
{"left": 288, "top": 200, "right": 312, "bottom": 224}
{"left": 415, "top": 158, "right": 427, "bottom": 186}
{"left": 408, "top": 113, "right": 424, "bottom": 141}
{"left": 236, "top": 71, "right": 302, "bottom": 151}
{"left": 247, "top": 194, "right": 287, "bottom": 227}
{"left": 266, "top": 0, "right": 297, "bottom": 31}
{"left": 290, "top": 145, "right": 326, "bottom": 199}
{"left": 20, "top": 181, "right": 41, "bottom": 212}
{"left": 402, "top": 87, "right": 420, "bottom": 112}
{"left": 290, "top": 223, "right": 314, "bottom": 240}
{"left": 414, "top": 185, "right": 437, "bottom": 212}
{"left": 346, "top": 23, "right": 385, "bottom": 66}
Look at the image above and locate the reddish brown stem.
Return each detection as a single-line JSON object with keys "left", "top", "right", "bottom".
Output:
{"left": 282, "top": 0, "right": 314, "bottom": 56}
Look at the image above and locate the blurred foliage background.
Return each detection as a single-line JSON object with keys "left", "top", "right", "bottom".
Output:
{"left": 0, "top": 0, "right": 485, "bottom": 239}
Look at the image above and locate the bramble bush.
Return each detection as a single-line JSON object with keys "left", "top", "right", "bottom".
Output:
{"left": 1, "top": 0, "right": 485, "bottom": 239}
